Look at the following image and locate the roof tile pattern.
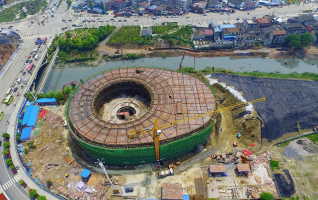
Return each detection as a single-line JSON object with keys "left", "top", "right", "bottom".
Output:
{"left": 69, "top": 68, "right": 215, "bottom": 146}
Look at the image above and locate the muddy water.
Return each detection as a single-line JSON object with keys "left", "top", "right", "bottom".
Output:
{"left": 42, "top": 56, "right": 318, "bottom": 93}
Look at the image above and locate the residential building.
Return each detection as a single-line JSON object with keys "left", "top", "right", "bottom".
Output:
{"left": 176, "top": 0, "right": 192, "bottom": 11}
{"left": 228, "top": 0, "right": 244, "bottom": 9}
{"left": 222, "top": 26, "right": 240, "bottom": 45}
{"left": 297, "top": 14, "right": 315, "bottom": 25}
{"left": 242, "top": 19, "right": 257, "bottom": 30}
{"left": 113, "top": 0, "right": 127, "bottom": 10}
{"left": 139, "top": 1, "right": 148, "bottom": 7}
{"left": 191, "top": 1, "right": 207, "bottom": 13}
{"left": 244, "top": 0, "right": 260, "bottom": 10}
{"left": 105, "top": 2, "right": 113, "bottom": 10}
{"left": 255, "top": 17, "right": 270, "bottom": 28}
{"left": 208, "top": 165, "right": 226, "bottom": 177}
{"left": 236, "top": 33, "right": 256, "bottom": 48}
{"left": 141, "top": 27, "right": 152, "bottom": 37}
{"left": 307, "top": 24, "right": 318, "bottom": 42}
{"left": 208, "top": 0, "right": 222, "bottom": 9}
{"left": 281, "top": 22, "right": 306, "bottom": 35}
{"left": 262, "top": 25, "right": 286, "bottom": 46}
{"left": 161, "top": 183, "right": 182, "bottom": 200}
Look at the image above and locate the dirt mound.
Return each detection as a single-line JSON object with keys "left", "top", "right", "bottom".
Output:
{"left": 274, "top": 170, "right": 296, "bottom": 198}
{"left": 210, "top": 73, "right": 318, "bottom": 142}
{"left": 0, "top": 43, "right": 16, "bottom": 65}
{"left": 211, "top": 83, "right": 262, "bottom": 150}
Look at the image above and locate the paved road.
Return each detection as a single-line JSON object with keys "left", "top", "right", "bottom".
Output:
{"left": 0, "top": 1, "right": 316, "bottom": 199}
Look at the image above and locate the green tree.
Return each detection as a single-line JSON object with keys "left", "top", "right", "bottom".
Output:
{"left": 2, "top": 133, "right": 9, "bottom": 138}
{"left": 3, "top": 142, "right": 10, "bottom": 148}
{"left": 27, "top": 140, "right": 35, "bottom": 149}
{"left": 260, "top": 192, "right": 275, "bottom": 200}
{"left": 300, "top": 32, "right": 314, "bottom": 49}
{"left": 46, "top": 180, "right": 53, "bottom": 189}
{"left": 285, "top": 33, "right": 301, "bottom": 49}
{"left": 29, "top": 189, "right": 38, "bottom": 198}
{"left": 100, "top": 2, "right": 105, "bottom": 13}
{"left": 2, "top": 149, "right": 9, "bottom": 156}
{"left": 38, "top": 196, "right": 47, "bottom": 200}
{"left": 5, "top": 159, "right": 12, "bottom": 166}
{"left": 66, "top": 0, "right": 72, "bottom": 9}
{"left": 88, "top": 0, "right": 93, "bottom": 10}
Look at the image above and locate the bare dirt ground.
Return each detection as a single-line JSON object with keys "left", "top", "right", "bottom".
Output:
{"left": 0, "top": 43, "right": 16, "bottom": 66}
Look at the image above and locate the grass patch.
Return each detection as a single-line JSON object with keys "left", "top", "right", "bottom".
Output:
{"left": 107, "top": 26, "right": 154, "bottom": 45}
{"left": 306, "top": 133, "right": 318, "bottom": 143}
{"left": 152, "top": 23, "right": 178, "bottom": 35}
{"left": 270, "top": 160, "right": 280, "bottom": 169}
{"left": 277, "top": 140, "right": 291, "bottom": 147}
{"left": 0, "top": 0, "right": 47, "bottom": 22}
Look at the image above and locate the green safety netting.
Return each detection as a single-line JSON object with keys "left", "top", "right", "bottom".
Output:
{"left": 34, "top": 130, "right": 39, "bottom": 136}
{"left": 40, "top": 122, "right": 45, "bottom": 125}
{"left": 18, "top": 119, "right": 22, "bottom": 124}
{"left": 36, "top": 125, "right": 40, "bottom": 128}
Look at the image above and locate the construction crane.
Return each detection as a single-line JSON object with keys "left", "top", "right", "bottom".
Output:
{"left": 128, "top": 97, "right": 266, "bottom": 162}
{"left": 179, "top": 51, "right": 196, "bottom": 71}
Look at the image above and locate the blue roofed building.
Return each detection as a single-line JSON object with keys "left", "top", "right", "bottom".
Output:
{"left": 81, "top": 169, "right": 91, "bottom": 182}
{"left": 21, "top": 127, "right": 32, "bottom": 142}
{"left": 27, "top": 106, "right": 40, "bottom": 128}
{"left": 182, "top": 194, "right": 190, "bottom": 200}
{"left": 36, "top": 98, "right": 57, "bottom": 106}
{"left": 22, "top": 104, "right": 34, "bottom": 126}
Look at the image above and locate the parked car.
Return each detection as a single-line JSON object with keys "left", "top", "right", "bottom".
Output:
{"left": 28, "top": 55, "right": 31, "bottom": 59}
{"left": 22, "top": 71, "right": 26, "bottom": 76}
{"left": 118, "top": 19, "right": 122, "bottom": 22}
{"left": 25, "top": 60, "right": 29, "bottom": 63}
{"left": 134, "top": 19, "right": 138, "bottom": 21}
{"left": 203, "top": 14, "right": 207, "bottom": 16}
{"left": 13, "top": 87, "right": 18, "bottom": 92}
{"left": 68, "top": 19, "right": 72, "bottom": 21}
{"left": 125, "top": 188, "right": 133, "bottom": 193}
{"left": 12, "top": 83, "right": 16, "bottom": 88}
{"left": 92, "top": 20, "right": 96, "bottom": 22}
{"left": 123, "top": 19, "right": 127, "bottom": 22}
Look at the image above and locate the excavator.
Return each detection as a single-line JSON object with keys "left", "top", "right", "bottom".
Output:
{"left": 128, "top": 97, "right": 266, "bottom": 163}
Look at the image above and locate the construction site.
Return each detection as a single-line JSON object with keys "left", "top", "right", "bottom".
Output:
{"left": 66, "top": 67, "right": 216, "bottom": 166}
{"left": 16, "top": 66, "right": 318, "bottom": 199}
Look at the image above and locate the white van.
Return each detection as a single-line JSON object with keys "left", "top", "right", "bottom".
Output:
{"left": 6, "top": 88, "right": 12, "bottom": 95}
{"left": 34, "top": 55, "right": 38, "bottom": 60}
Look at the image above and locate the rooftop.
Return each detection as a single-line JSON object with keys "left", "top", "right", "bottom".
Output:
{"left": 272, "top": 30, "right": 286, "bottom": 35}
{"left": 237, "top": 164, "right": 250, "bottom": 172}
{"left": 204, "top": 29, "right": 214, "bottom": 35}
{"left": 192, "top": 1, "right": 207, "bottom": 8}
{"left": 209, "top": 165, "right": 226, "bottom": 173}
{"left": 162, "top": 183, "right": 182, "bottom": 200}
{"left": 255, "top": 17, "right": 270, "bottom": 24}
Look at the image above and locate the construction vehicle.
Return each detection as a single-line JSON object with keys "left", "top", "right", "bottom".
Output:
{"left": 158, "top": 168, "right": 174, "bottom": 178}
{"left": 128, "top": 97, "right": 266, "bottom": 163}
{"left": 115, "top": 49, "right": 119, "bottom": 54}
{"left": 179, "top": 51, "right": 196, "bottom": 71}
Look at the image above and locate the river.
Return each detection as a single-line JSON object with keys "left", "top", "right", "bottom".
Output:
{"left": 40, "top": 56, "right": 318, "bottom": 93}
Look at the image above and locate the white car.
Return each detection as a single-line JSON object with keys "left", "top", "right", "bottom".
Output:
{"left": 98, "top": 20, "right": 103, "bottom": 22}
{"left": 106, "top": 19, "right": 110, "bottom": 22}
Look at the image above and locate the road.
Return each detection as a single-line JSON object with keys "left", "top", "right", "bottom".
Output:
{"left": 0, "top": 1, "right": 316, "bottom": 199}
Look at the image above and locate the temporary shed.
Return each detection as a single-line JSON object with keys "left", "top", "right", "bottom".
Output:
{"left": 36, "top": 98, "right": 57, "bottom": 105}
{"left": 27, "top": 106, "right": 40, "bottom": 127}
{"left": 162, "top": 183, "right": 182, "bottom": 200}
{"left": 208, "top": 164, "right": 226, "bottom": 176}
{"left": 21, "top": 127, "right": 32, "bottom": 142}
{"left": 182, "top": 194, "right": 190, "bottom": 200}
{"left": 22, "top": 104, "right": 34, "bottom": 125}
{"left": 81, "top": 169, "right": 91, "bottom": 182}
{"left": 237, "top": 164, "right": 250, "bottom": 176}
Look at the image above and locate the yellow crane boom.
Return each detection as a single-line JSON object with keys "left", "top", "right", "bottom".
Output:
{"left": 127, "top": 97, "right": 266, "bottom": 162}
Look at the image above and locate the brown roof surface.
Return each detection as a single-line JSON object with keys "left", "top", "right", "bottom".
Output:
{"left": 256, "top": 18, "right": 270, "bottom": 24}
{"left": 237, "top": 164, "right": 250, "bottom": 172}
{"left": 209, "top": 165, "right": 226, "bottom": 173}
{"left": 139, "top": 1, "right": 148, "bottom": 6}
{"left": 205, "top": 29, "right": 214, "bottom": 35}
{"left": 272, "top": 30, "right": 286, "bottom": 35}
{"left": 162, "top": 183, "right": 182, "bottom": 200}
{"left": 69, "top": 68, "right": 216, "bottom": 147}
{"left": 224, "top": 27, "right": 240, "bottom": 33}
{"left": 192, "top": 1, "right": 207, "bottom": 8}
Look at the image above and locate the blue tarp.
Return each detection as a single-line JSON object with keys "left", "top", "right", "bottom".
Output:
{"left": 21, "top": 127, "right": 32, "bottom": 142}
{"left": 149, "top": 5, "right": 158, "bottom": 10}
{"left": 36, "top": 98, "right": 57, "bottom": 105}
{"left": 218, "top": 24, "right": 236, "bottom": 30}
{"left": 27, "top": 106, "right": 40, "bottom": 127}
{"left": 22, "top": 104, "right": 34, "bottom": 125}
{"left": 81, "top": 169, "right": 91, "bottom": 178}
{"left": 182, "top": 194, "right": 190, "bottom": 200}
{"left": 224, "top": 35, "right": 236, "bottom": 39}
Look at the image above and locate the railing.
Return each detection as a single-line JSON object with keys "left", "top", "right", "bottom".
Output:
{"left": 0, "top": 42, "right": 24, "bottom": 78}
{"left": 13, "top": 98, "right": 68, "bottom": 200}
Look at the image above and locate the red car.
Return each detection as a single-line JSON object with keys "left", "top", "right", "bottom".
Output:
{"left": 92, "top": 20, "right": 96, "bottom": 22}
{"left": 28, "top": 55, "right": 31, "bottom": 59}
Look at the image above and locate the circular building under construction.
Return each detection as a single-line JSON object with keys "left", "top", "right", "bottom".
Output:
{"left": 66, "top": 67, "right": 216, "bottom": 165}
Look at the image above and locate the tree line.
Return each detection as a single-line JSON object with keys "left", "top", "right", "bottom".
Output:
{"left": 285, "top": 32, "right": 314, "bottom": 49}
{"left": 25, "top": 86, "right": 75, "bottom": 104}
{"left": 58, "top": 25, "right": 115, "bottom": 52}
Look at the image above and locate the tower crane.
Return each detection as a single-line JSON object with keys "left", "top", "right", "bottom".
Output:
{"left": 179, "top": 51, "right": 196, "bottom": 71}
{"left": 128, "top": 97, "right": 266, "bottom": 163}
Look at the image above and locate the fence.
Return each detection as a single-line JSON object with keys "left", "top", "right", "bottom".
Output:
{"left": 13, "top": 97, "right": 68, "bottom": 200}
{"left": 0, "top": 42, "right": 23, "bottom": 78}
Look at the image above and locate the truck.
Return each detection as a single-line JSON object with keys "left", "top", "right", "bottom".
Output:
{"left": 158, "top": 168, "right": 174, "bottom": 178}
